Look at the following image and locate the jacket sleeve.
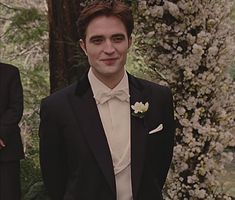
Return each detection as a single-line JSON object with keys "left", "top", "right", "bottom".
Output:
{"left": 0, "top": 68, "right": 23, "bottom": 143}
{"left": 39, "top": 99, "right": 68, "bottom": 200}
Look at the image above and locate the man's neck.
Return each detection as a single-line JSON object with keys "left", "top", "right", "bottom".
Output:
{"left": 91, "top": 69, "right": 125, "bottom": 89}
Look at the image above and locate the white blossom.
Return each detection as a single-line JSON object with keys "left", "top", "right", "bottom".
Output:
{"left": 131, "top": 102, "right": 149, "bottom": 114}
{"left": 150, "top": 6, "right": 164, "bottom": 18}
{"left": 164, "top": 1, "right": 180, "bottom": 18}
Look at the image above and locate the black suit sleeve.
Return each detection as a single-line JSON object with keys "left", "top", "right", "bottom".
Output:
{"left": 0, "top": 68, "right": 23, "bottom": 143}
{"left": 39, "top": 99, "right": 68, "bottom": 200}
{"left": 156, "top": 87, "right": 175, "bottom": 189}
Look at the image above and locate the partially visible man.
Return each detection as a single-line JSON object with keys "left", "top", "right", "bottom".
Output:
{"left": 0, "top": 63, "right": 24, "bottom": 200}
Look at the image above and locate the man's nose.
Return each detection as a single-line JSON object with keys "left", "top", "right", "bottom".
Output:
{"left": 103, "top": 40, "right": 115, "bottom": 54}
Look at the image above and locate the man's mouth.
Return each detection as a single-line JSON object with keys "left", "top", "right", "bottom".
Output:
{"left": 101, "top": 58, "right": 118, "bottom": 65}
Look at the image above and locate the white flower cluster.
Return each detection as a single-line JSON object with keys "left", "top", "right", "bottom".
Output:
{"left": 135, "top": 0, "right": 235, "bottom": 199}
{"left": 131, "top": 102, "right": 149, "bottom": 114}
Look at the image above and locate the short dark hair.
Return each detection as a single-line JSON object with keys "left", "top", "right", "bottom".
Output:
{"left": 77, "top": 0, "right": 134, "bottom": 41}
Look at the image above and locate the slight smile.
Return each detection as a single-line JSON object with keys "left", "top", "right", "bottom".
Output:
{"left": 100, "top": 58, "right": 118, "bottom": 65}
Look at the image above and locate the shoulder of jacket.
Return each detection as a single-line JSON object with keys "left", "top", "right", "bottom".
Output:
{"left": 42, "top": 82, "right": 77, "bottom": 105}
{"left": 0, "top": 62, "right": 19, "bottom": 72}
{"left": 131, "top": 74, "right": 171, "bottom": 93}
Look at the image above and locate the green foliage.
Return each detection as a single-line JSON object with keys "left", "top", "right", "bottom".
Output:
{"left": 19, "top": 63, "right": 49, "bottom": 199}
{"left": 23, "top": 66, "right": 48, "bottom": 105}
{"left": 20, "top": 143, "right": 41, "bottom": 197}
{"left": 126, "top": 49, "right": 151, "bottom": 80}
{"left": 230, "top": 65, "right": 235, "bottom": 81}
{"left": 23, "top": 181, "right": 49, "bottom": 200}
{"left": 5, "top": 7, "right": 47, "bottom": 44}
{"left": 123, "top": 0, "right": 137, "bottom": 6}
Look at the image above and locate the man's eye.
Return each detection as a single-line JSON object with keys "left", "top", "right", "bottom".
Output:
{"left": 112, "top": 36, "right": 124, "bottom": 43}
{"left": 91, "top": 38, "right": 103, "bottom": 44}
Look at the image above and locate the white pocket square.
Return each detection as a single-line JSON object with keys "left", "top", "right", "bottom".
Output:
{"left": 149, "top": 124, "right": 163, "bottom": 134}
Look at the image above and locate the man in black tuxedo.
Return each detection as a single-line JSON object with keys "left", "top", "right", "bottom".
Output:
{"left": 39, "top": 1, "right": 175, "bottom": 199}
{"left": 0, "top": 63, "right": 24, "bottom": 200}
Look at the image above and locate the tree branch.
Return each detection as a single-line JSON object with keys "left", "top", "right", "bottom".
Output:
{"left": 0, "top": 2, "right": 18, "bottom": 11}
{"left": 0, "top": 17, "right": 11, "bottom": 21}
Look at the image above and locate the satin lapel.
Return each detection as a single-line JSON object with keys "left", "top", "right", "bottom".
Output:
{"left": 128, "top": 75, "right": 148, "bottom": 199}
{"left": 67, "top": 75, "right": 116, "bottom": 195}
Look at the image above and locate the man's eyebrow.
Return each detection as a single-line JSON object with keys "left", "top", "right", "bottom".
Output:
{"left": 112, "top": 33, "right": 126, "bottom": 38}
{"left": 89, "top": 33, "right": 126, "bottom": 41}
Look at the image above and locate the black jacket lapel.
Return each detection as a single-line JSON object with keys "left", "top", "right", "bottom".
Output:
{"left": 128, "top": 74, "right": 148, "bottom": 199}
{"left": 67, "top": 74, "right": 116, "bottom": 195}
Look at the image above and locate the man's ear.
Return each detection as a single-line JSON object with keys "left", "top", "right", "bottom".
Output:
{"left": 79, "top": 39, "right": 87, "bottom": 56}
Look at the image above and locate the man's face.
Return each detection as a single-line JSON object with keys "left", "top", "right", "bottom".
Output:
{"left": 80, "top": 15, "right": 132, "bottom": 82}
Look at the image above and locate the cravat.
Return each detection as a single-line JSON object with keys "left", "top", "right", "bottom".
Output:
{"left": 94, "top": 88, "right": 130, "bottom": 104}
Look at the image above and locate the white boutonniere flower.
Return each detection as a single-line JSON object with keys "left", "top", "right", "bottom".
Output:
{"left": 131, "top": 102, "right": 149, "bottom": 118}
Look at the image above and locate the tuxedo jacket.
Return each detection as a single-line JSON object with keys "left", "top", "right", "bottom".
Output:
{"left": 0, "top": 63, "right": 24, "bottom": 161}
{"left": 39, "top": 72, "right": 175, "bottom": 200}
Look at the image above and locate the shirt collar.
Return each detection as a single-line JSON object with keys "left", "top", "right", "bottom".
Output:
{"left": 88, "top": 68, "right": 130, "bottom": 104}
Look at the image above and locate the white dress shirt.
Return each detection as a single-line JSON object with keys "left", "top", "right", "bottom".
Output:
{"left": 88, "top": 69, "right": 133, "bottom": 200}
